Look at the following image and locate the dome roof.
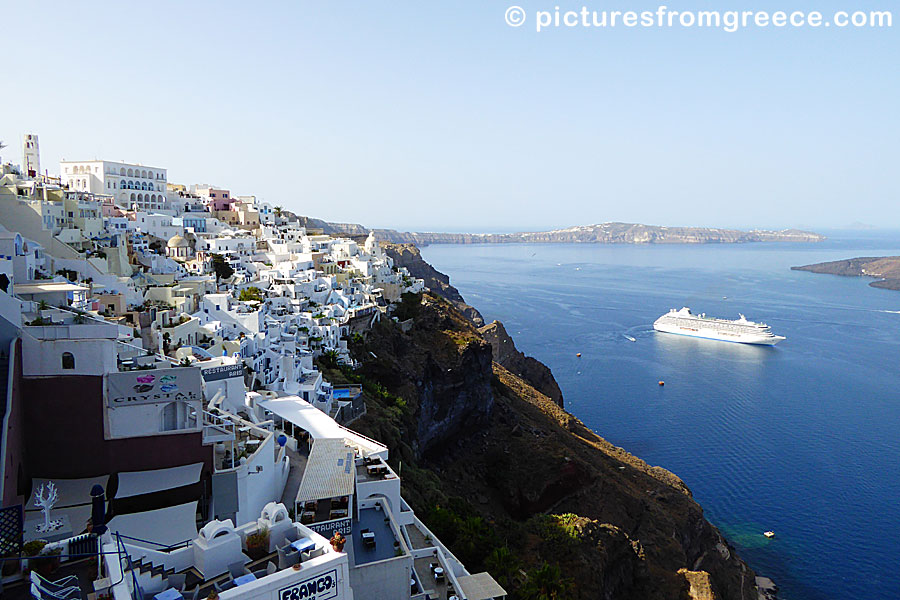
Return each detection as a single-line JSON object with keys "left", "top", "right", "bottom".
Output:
{"left": 167, "top": 235, "right": 188, "bottom": 248}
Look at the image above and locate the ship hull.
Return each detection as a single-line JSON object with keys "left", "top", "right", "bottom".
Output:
{"left": 653, "top": 320, "right": 784, "bottom": 346}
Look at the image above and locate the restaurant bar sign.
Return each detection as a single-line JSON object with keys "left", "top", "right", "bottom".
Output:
{"left": 201, "top": 363, "right": 245, "bottom": 382}
{"left": 308, "top": 518, "right": 351, "bottom": 539}
{"left": 106, "top": 367, "right": 202, "bottom": 407}
{"left": 278, "top": 569, "right": 339, "bottom": 600}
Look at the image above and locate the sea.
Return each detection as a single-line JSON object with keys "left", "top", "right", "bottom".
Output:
{"left": 420, "top": 231, "right": 900, "bottom": 600}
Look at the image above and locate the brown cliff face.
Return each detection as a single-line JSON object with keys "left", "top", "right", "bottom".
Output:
{"left": 382, "top": 242, "right": 484, "bottom": 325}
{"left": 349, "top": 292, "right": 757, "bottom": 600}
{"left": 383, "top": 243, "right": 565, "bottom": 408}
{"left": 478, "top": 320, "right": 564, "bottom": 408}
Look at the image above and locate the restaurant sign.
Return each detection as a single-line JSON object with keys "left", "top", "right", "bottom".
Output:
{"left": 308, "top": 518, "right": 351, "bottom": 538}
{"left": 201, "top": 363, "right": 245, "bottom": 382}
{"left": 106, "top": 367, "right": 202, "bottom": 407}
{"left": 278, "top": 569, "right": 339, "bottom": 600}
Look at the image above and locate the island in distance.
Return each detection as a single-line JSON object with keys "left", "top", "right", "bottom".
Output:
{"left": 298, "top": 218, "right": 825, "bottom": 245}
{"left": 793, "top": 256, "right": 900, "bottom": 290}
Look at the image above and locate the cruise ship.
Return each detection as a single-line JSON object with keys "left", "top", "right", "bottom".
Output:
{"left": 653, "top": 307, "right": 785, "bottom": 345}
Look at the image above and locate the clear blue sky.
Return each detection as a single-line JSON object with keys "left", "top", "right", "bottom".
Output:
{"left": 1, "top": 1, "right": 896, "bottom": 232}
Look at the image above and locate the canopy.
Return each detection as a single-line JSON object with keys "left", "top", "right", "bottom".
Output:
{"left": 115, "top": 463, "right": 203, "bottom": 499}
{"left": 259, "top": 396, "right": 387, "bottom": 456}
{"left": 296, "top": 439, "right": 356, "bottom": 503}
{"left": 456, "top": 573, "right": 508, "bottom": 600}
{"left": 108, "top": 501, "right": 199, "bottom": 547}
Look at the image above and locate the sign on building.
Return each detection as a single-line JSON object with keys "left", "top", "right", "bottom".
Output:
{"left": 278, "top": 569, "right": 339, "bottom": 600}
{"left": 106, "top": 367, "right": 202, "bottom": 407}
{"left": 308, "top": 518, "right": 351, "bottom": 539}
{"left": 201, "top": 363, "right": 245, "bottom": 382}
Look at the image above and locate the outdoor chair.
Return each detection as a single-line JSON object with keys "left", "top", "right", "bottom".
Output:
{"left": 30, "top": 582, "right": 82, "bottom": 600}
{"left": 31, "top": 572, "right": 80, "bottom": 593}
{"left": 165, "top": 573, "right": 187, "bottom": 592}
{"left": 227, "top": 561, "right": 246, "bottom": 579}
{"left": 215, "top": 576, "right": 236, "bottom": 592}
{"left": 266, "top": 561, "right": 278, "bottom": 575}
{"left": 277, "top": 545, "right": 299, "bottom": 569}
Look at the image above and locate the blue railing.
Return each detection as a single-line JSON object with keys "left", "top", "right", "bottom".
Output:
{"left": 115, "top": 532, "right": 193, "bottom": 553}
{"left": 114, "top": 532, "right": 144, "bottom": 600}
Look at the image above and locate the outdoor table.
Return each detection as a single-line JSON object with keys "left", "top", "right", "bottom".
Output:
{"left": 233, "top": 573, "right": 256, "bottom": 586}
{"left": 154, "top": 588, "right": 184, "bottom": 600}
{"left": 290, "top": 537, "right": 316, "bottom": 553}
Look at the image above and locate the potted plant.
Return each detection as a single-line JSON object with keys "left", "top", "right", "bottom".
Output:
{"left": 23, "top": 539, "right": 46, "bottom": 572}
{"left": 245, "top": 526, "right": 269, "bottom": 560}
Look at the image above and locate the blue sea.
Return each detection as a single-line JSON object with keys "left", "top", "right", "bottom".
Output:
{"left": 421, "top": 232, "right": 900, "bottom": 600}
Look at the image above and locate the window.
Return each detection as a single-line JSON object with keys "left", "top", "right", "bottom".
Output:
{"left": 161, "top": 402, "right": 179, "bottom": 431}
{"left": 61, "top": 352, "right": 75, "bottom": 370}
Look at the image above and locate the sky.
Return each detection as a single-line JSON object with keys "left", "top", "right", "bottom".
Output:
{"left": 1, "top": 1, "right": 897, "bottom": 232}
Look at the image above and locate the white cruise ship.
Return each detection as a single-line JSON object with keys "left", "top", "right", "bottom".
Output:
{"left": 653, "top": 307, "right": 785, "bottom": 345}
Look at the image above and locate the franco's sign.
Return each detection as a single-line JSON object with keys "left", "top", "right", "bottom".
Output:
{"left": 106, "top": 367, "right": 202, "bottom": 407}
{"left": 278, "top": 569, "right": 339, "bottom": 600}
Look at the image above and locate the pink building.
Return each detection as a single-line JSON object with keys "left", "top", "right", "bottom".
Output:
{"left": 200, "top": 187, "right": 233, "bottom": 211}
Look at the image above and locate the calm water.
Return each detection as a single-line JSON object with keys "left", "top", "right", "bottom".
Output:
{"left": 421, "top": 232, "right": 900, "bottom": 600}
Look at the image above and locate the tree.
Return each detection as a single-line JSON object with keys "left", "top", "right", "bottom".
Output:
{"left": 210, "top": 253, "right": 234, "bottom": 281}
{"left": 239, "top": 287, "right": 264, "bottom": 303}
{"left": 274, "top": 206, "right": 283, "bottom": 217}
{"left": 485, "top": 546, "right": 520, "bottom": 591}
{"left": 521, "top": 563, "right": 573, "bottom": 600}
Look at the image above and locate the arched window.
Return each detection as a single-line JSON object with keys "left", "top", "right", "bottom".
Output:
{"left": 130, "top": 193, "right": 136, "bottom": 201}
{"left": 127, "top": 168, "right": 133, "bottom": 176}
{"left": 137, "top": 194, "right": 143, "bottom": 202}
{"left": 120, "top": 167, "right": 126, "bottom": 175}
{"left": 141, "top": 170, "right": 147, "bottom": 178}
{"left": 141, "top": 182, "right": 147, "bottom": 190}
{"left": 61, "top": 352, "right": 75, "bottom": 370}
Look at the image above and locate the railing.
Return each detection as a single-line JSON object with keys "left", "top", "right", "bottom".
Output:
{"left": 116, "top": 532, "right": 193, "bottom": 553}
{"left": 115, "top": 532, "right": 145, "bottom": 600}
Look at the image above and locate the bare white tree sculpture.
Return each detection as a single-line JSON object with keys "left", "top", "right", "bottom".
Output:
{"left": 34, "top": 482, "right": 59, "bottom": 533}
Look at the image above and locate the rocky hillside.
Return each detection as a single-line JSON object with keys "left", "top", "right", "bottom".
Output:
{"left": 383, "top": 243, "right": 564, "bottom": 408}
{"left": 793, "top": 256, "right": 900, "bottom": 290}
{"left": 381, "top": 242, "right": 485, "bottom": 325}
{"left": 296, "top": 215, "right": 823, "bottom": 245}
{"left": 335, "top": 291, "right": 758, "bottom": 600}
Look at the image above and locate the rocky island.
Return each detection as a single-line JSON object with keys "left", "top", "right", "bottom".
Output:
{"left": 793, "top": 256, "right": 900, "bottom": 290}
{"left": 297, "top": 217, "right": 825, "bottom": 246}
{"left": 318, "top": 242, "right": 764, "bottom": 600}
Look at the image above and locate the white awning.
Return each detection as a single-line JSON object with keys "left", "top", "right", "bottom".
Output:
{"left": 115, "top": 463, "right": 204, "bottom": 499}
{"left": 108, "top": 501, "right": 199, "bottom": 547}
{"left": 259, "top": 396, "right": 387, "bottom": 457}
{"left": 296, "top": 439, "right": 355, "bottom": 503}
{"left": 456, "top": 573, "right": 508, "bottom": 600}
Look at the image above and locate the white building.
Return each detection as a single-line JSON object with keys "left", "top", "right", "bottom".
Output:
{"left": 60, "top": 159, "right": 168, "bottom": 211}
{"left": 23, "top": 133, "right": 40, "bottom": 178}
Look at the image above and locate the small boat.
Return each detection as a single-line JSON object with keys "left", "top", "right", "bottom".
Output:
{"left": 764, "top": 531, "right": 775, "bottom": 538}
{"left": 624, "top": 335, "right": 636, "bottom": 342}
{"left": 576, "top": 353, "right": 582, "bottom": 357}
{"left": 658, "top": 380, "right": 665, "bottom": 386}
